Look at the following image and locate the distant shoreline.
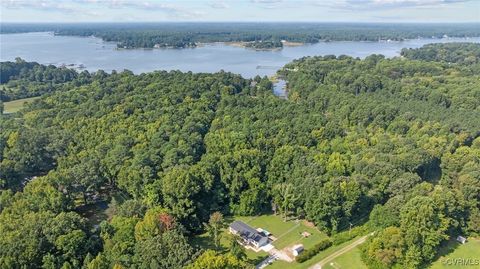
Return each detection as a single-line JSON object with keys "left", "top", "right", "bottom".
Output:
{"left": 2, "top": 31, "right": 480, "bottom": 51}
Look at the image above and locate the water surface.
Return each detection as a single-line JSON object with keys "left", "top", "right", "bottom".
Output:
{"left": 1, "top": 32, "right": 479, "bottom": 78}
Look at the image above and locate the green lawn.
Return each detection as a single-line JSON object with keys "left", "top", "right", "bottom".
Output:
{"left": 236, "top": 215, "right": 328, "bottom": 250}
{"left": 267, "top": 236, "right": 364, "bottom": 269}
{"left": 272, "top": 220, "right": 328, "bottom": 250}
{"left": 191, "top": 225, "right": 268, "bottom": 265}
{"left": 191, "top": 214, "right": 369, "bottom": 268}
{"left": 323, "top": 246, "right": 367, "bottom": 269}
{"left": 270, "top": 237, "right": 480, "bottom": 269}
{"left": 3, "top": 96, "right": 40, "bottom": 113}
{"left": 429, "top": 238, "right": 480, "bottom": 269}
{"left": 192, "top": 214, "right": 329, "bottom": 266}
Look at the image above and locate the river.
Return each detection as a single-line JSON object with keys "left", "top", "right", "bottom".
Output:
{"left": 1, "top": 32, "right": 479, "bottom": 78}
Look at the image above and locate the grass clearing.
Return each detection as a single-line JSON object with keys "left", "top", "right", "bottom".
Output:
{"left": 192, "top": 214, "right": 329, "bottom": 266}
{"left": 429, "top": 238, "right": 480, "bottom": 269}
{"left": 267, "top": 237, "right": 364, "bottom": 269}
{"left": 3, "top": 96, "right": 40, "bottom": 113}
{"left": 191, "top": 224, "right": 268, "bottom": 265}
{"left": 323, "top": 245, "right": 367, "bottom": 269}
{"left": 272, "top": 236, "right": 480, "bottom": 269}
{"left": 273, "top": 220, "right": 328, "bottom": 250}
{"left": 235, "top": 215, "right": 328, "bottom": 250}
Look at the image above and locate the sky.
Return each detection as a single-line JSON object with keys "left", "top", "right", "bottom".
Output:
{"left": 1, "top": 0, "right": 479, "bottom": 23}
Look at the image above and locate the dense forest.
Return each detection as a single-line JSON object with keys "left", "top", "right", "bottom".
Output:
{"left": 2, "top": 22, "right": 480, "bottom": 48}
{"left": 401, "top": 42, "right": 480, "bottom": 64}
{"left": 0, "top": 58, "right": 82, "bottom": 101}
{"left": 1, "top": 43, "right": 479, "bottom": 268}
{"left": 245, "top": 40, "right": 283, "bottom": 50}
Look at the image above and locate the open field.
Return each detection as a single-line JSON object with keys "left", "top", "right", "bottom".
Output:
{"left": 267, "top": 236, "right": 365, "bottom": 269}
{"left": 429, "top": 238, "right": 480, "bottom": 269}
{"left": 323, "top": 245, "right": 367, "bottom": 269}
{"left": 313, "top": 237, "right": 480, "bottom": 269}
{"left": 3, "top": 96, "right": 40, "bottom": 113}
{"left": 283, "top": 236, "right": 480, "bottom": 269}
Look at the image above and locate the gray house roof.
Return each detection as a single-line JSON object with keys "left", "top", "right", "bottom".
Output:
{"left": 230, "top": 221, "right": 268, "bottom": 245}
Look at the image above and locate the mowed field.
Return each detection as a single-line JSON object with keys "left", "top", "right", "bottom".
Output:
{"left": 429, "top": 238, "right": 480, "bottom": 269}
{"left": 267, "top": 237, "right": 366, "bottom": 269}
{"left": 322, "top": 245, "right": 367, "bottom": 269}
{"left": 3, "top": 96, "right": 40, "bottom": 113}
{"left": 316, "top": 237, "right": 480, "bottom": 269}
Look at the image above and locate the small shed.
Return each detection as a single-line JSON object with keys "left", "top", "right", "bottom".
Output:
{"left": 292, "top": 244, "right": 304, "bottom": 256}
{"left": 456, "top": 236, "right": 467, "bottom": 244}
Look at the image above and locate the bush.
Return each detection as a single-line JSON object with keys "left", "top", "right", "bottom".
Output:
{"left": 296, "top": 239, "right": 333, "bottom": 263}
{"left": 332, "top": 226, "right": 367, "bottom": 245}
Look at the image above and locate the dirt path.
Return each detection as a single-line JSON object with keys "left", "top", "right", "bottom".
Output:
{"left": 275, "top": 222, "right": 300, "bottom": 241}
{"left": 309, "top": 234, "right": 370, "bottom": 269}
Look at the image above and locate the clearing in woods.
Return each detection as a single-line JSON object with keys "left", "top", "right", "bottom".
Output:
{"left": 3, "top": 96, "right": 40, "bottom": 113}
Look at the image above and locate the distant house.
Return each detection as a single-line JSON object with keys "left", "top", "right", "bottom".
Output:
{"left": 456, "top": 236, "right": 467, "bottom": 244}
{"left": 229, "top": 221, "right": 269, "bottom": 248}
{"left": 291, "top": 244, "right": 304, "bottom": 256}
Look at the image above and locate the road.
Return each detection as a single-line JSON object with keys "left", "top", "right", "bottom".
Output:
{"left": 256, "top": 254, "right": 277, "bottom": 269}
{"left": 309, "top": 234, "right": 371, "bottom": 269}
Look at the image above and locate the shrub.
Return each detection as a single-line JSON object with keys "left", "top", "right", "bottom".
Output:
{"left": 332, "top": 226, "right": 367, "bottom": 245}
{"left": 296, "top": 239, "right": 333, "bottom": 263}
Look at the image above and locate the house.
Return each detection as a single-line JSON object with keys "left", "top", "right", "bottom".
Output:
{"left": 229, "top": 221, "right": 269, "bottom": 248}
{"left": 292, "top": 244, "right": 304, "bottom": 256}
{"left": 456, "top": 236, "right": 467, "bottom": 244}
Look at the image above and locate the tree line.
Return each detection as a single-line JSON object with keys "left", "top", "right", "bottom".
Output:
{"left": 1, "top": 58, "right": 83, "bottom": 102}
{"left": 2, "top": 22, "right": 479, "bottom": 48}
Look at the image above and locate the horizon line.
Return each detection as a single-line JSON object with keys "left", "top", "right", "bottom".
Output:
{"left": 2, "top": 21, "right": 480, "bottom": 24}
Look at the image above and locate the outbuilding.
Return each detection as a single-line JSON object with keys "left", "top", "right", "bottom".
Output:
{"left": 292, "top": 244, "right": 304, "bottom": 256}
{"left": 456, "top": 236, "right": 467, "bottom": 244}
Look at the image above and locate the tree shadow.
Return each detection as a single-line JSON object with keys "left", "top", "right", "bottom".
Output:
{"left": 75, "top": 200, "right": 109, "bottom": 226}
{"left": 190, "top": 234, "right": 217, "bottom": 250}
{"left": 422, "top": 238, "right": 460, "bottom": 269}
{"left": 249, "top": 254, "right": 270, "bottom": 265}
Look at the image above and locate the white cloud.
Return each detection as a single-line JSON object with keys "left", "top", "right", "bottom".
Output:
{"left": 1, "top": 0, "right": 78, "bottom": 13}
{"left": 250, "top": 0, "right": 285, "bottom": 9}
{"left": 209, "top": 1, "right": 229, "bottom": 9}
{"left": 1, "top": 0, "right": 477, "bottom": 22}
{"left": 323, "top": 0, "right": 476, "bottom": 10}
{"left": 1, "top": 0, "right": 205, "bottom": 19}
{"left": 251, "top": 0, "right": 283, "bottom": 3}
